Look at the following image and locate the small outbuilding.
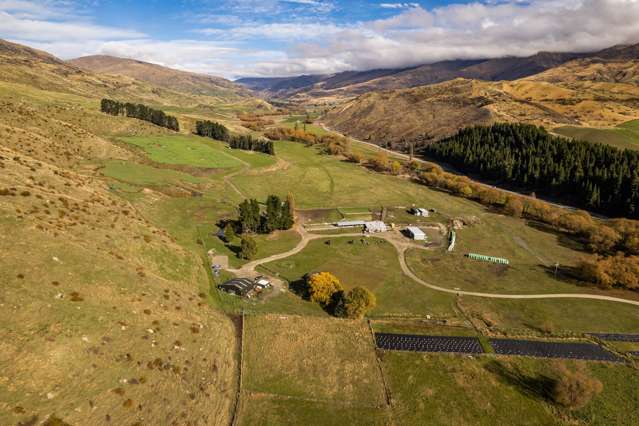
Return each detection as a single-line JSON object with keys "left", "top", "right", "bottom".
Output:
{"left": 410, "top": 207, "right": 430, "bottom": 217}
{"left": 365, "top": 221, "right": 388, "bottom": 233}
{"left": 406, "top": 226, "right": 426, "bottom": 241}
{"left": 336, "top": 220, "right": 366, "bottom": 228}
{"left": 255, "top": 276, "right": 271, "bottom": 289}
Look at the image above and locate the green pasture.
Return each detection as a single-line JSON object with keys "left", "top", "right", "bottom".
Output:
{"left": 102, "top": 159, "right": 204, "bottom": 186}
{"left": 230, "top": 141, "right": 482, "bottom": 212}
{"left": 119, "top": 134, "right": 249, "bottom": 168}
{"left": 459, "top": 296, "right": 639, "bottom": 334}
{"left": 381, "top": 352, "right": 639, "bottom": 426}
{"left": 554, "top": 120, "right": 639, "bottom": 151}
{"left": 262, "top": 236, "right": 458, "bottom": 318}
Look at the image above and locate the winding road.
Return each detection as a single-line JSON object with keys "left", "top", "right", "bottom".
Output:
{"left": 228, "top": 226, "right": 639, "bottom": 307}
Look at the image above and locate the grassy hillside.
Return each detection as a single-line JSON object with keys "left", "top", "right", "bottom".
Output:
{"left": 0, "top": 111, "right": 237, "bottom": 425}
{"left": 0, "top": 40, "right": 252, "bottom": 425}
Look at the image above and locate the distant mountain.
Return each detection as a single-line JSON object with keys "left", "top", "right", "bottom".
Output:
{"left": 69, "top": 55, "right": 249, "bottom": 100}
{"left": 237, "top": 44, "right": 639, "bottom": 99}
{"left": 236, "top": 67, "right": 414, "bottom": 96}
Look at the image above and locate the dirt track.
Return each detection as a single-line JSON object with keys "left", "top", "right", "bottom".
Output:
{"left": 228, "top": 226, "right": 639, "bottom": 307}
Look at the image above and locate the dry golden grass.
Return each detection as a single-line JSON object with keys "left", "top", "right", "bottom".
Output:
{"left": 241, "top": 314, "right": 386, "bottom": 407}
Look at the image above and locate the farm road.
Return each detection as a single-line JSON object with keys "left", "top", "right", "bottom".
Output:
{"left": 228, "top": 226, "right": 639, "bottom": 307}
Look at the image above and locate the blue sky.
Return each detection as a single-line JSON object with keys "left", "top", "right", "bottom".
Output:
{"left": 1, "top": 1, "right": 638, "bottom": 79}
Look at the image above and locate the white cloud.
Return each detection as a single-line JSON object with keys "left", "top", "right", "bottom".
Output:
{"left": 244, "top": 0, "right": 639, "bottom": 76}
{"left": 0, "top": 11, "right": 144, "bottom": 41}
{"left": 195, "top": 22, "right": 344, "bottom": 41}
{"left": 3, "top": 0, "right": 639, "bottom": 79}
{"left": 380, "top": 3, "right": 419, "bottom": 9}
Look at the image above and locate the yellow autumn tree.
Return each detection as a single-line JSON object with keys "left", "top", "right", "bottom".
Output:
{"left": 504, "top": 196, "right": 524, "bottom": 218}
{"left": 306, "top": 272, "right": 344, "bottom": 305}
{"left": 390, "top": 161, "right": 402, "bottom": 175}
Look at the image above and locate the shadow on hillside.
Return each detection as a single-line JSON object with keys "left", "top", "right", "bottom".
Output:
{"left": 526, "top": 220, "right": 588, "bottom": 253}
{"left": 540, "top": 264, "right": 595, "bottom": 289}
{"left": 484, "top": 360, "right": 555, "bottom": 402}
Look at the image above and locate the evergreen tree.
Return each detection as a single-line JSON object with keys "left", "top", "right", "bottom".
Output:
{"left": 100, "top": 99, "right": 178, "bottom": 131}
{"left": 264, "top": 195, "right": 282, "bottom": 232}
{"left": 238, "top": 199, "right": 260, "bottom": 233}
{"left": 195, "top": 120, "right": 229, "bottom": 141}
{"left": 239, "top": 235, "right": 257, "bottom": 260}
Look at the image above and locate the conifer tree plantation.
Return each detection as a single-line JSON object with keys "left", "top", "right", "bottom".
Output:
{"left": 424, "top": 124, "right": 639, "bottom": 218}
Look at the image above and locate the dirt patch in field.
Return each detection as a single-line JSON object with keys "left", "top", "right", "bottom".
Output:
{"left": 297, "top": 208, "right": 343, "bottom": 224}
{"left": 246, "top": 158, "right": 290, "bottom": 175}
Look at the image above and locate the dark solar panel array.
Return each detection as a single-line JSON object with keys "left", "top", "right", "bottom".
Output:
{"left": 489, "top": 339, "right": 622, "bottom": 362}
{"left": 588, "top": 333, "right": 639, "bottom": 342}
{"left": 375, "top": 333, "right": 483, "bottom": 354}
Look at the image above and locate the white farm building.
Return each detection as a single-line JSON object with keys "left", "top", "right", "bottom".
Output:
{"left": 364, "top": 221, "right": 388, "bottom": 233}
{"left": 406, "top": 226, "right": 426, "bottom": 240}
{"left": 335, "top": 220, "right": 388, "bottom": 233}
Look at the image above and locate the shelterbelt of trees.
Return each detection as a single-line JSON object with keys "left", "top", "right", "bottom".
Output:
{"left": 423, "top": 124, "right": 639, "bottom": 218}
{"left": 100, "top": 98, "right": 179, "bottom": 131}
{"left": 195, "top": 120, "right": 274, "bottom": 155}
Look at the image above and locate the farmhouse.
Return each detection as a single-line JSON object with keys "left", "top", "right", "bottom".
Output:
{"left": 406, "top": 226, "right": 426, "bottom": 240}
{"left": 218, "top": 278, "right": 258, "bottom": 297}
{"left": 365, "top": 221, "right": 388, "bottom": 233}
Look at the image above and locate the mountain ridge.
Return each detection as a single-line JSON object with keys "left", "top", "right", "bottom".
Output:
{"left": 237, "top": 44, "right": 639, "bottom": 99}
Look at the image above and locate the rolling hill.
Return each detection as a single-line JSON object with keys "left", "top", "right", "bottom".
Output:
{"left": 69, "top": 55, "right": 250, "bottom": 100}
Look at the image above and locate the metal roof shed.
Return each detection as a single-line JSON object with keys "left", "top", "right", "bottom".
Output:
{"left": 406, "top": 226, "right": 426, "bottom": 240}
{"left": 218, "top": 278, "right": 256, "bottom": 297}
{"left": 336, "top": 220, "right": 366, "bottom": 227}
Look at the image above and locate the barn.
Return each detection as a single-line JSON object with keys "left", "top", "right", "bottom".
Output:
{"left": 218, "top": 278, "right": 257, "bottom": 297}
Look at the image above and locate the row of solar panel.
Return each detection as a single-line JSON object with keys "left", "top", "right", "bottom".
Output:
{"left": 375, "top": 333, "right": 622, "bottom": 362}
{"left": 588, "top": 333, "right": 639, "bottom": 342}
